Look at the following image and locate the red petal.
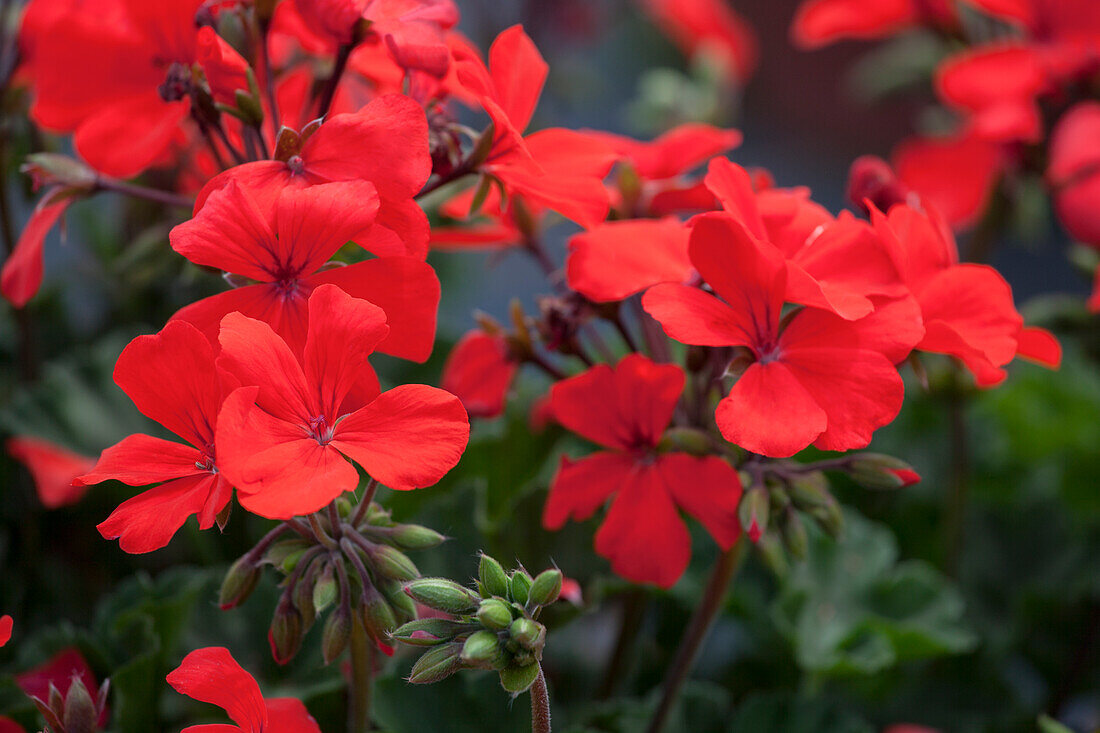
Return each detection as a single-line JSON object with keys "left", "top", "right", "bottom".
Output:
{"left": 170, "top": 180, "right": 280, "bottom": 281}
{"left": 172, "top": 283, "right": 309, "bottom": 356}
{"left": 893, "top": 130, "right": 1003, "bottom": 229}
{"left": 218, "top": 312, "right": 315, "bottom": 423}
{"left": 114, "top": 320, "right": 225, "bottom": 449}
{"left": 0, "top": 616, "right": 11, "bottom": 647}
{"left": 16, "top": 649, "right": 98, "bottom": 705}
{"left": 704, "top": 158, "right": 767, "bottom": 239}
{"left": 167, "top": 647, "right": 267, "bottom": 732}
{"left": 196, "top": 26, "right": 251, "bottom": 105}
{"left": 276, "top": 180, "right": 381, "bottom": 268}
{"left": 642, "top": 283, "right": 750, "bottom": 347}
{"left": 1, "top": 198, "right": 68, "bottom": 307}
{"left": 589, "top": 123, "right": 741, "bottom": 181}
{"left": 1015, "top": 326, "right": 1061, "bottom": 368}
{"left": 543, "top": 452, "right": 634, "bottom": 529}
{"left": 594, "top": 463, "right": 692, "bottom": 588}
{"left": 486, "top": 25, "right": 547, "bottom": 133}
{"left": 716, "top": 361, "right": 827, "bottom": 457}
{"left": 7, "top": 437, "right": 94, "bottom": 509}
{"left": 237, "top": 438, "right": 359, "bottom": 518}
{"left": 934, "top": 44, "right": 1045, "bottom": 143}
{"left": 791, "top": 0, "right": 917, "bottom": 48}
{"left": 265, "top": 698, "right": 322, "bottom": 733}
{"left": 302, "top": 284, "right": 389, "bottom": 417}
{"left": 97, "top": 473, "right": 222, "bottom": 554}
{"left": 78, "top": 433, "right": 203, "bottom": 487}
{"left": 440, "top": 331, "right": 518, "bottom": 418}
{"left": 331, "top": 385, "right": 469, "bottom": 490}
{"left": 74, "top": 94, "right": 190, "bottom": 178}
{"left": 659, "top": 453, "right": 743, "bottom": 549}
{"left": 567, "top": 219, "right": 692, "bottom": 302}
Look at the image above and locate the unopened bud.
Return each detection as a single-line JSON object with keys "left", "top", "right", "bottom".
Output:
{"left": 384, "top": 580, "right": 417, "bottom": 621}
{"left": 807, "top": 496, "right": 844, "bottom": 538}
{"left": 369, "top": 544, "right": 420, "bottom": 582}
{"left": 780, "top": 509, "right": 808, "bottom": 561}
{"left": 404, "top": 579, "right": 480, "bottom": 615}
{"left": 461, "top": 630, "right": 501, "bottom": 666}
{"left": 787, "top": 471, "right": 832, "bottom": 510}
{"left": 478, "top": 554, "right": 510, "bottom": 598}
{"left": 269, "top": 603, "right": 303, "bottom": 664}
{"left": 477, "top": 598, "right": 515, "bottom": 630}
{"left": 740, "top": 487, "right": 769, "bottom": 544}
{"left": 62, "top": 675, "right": 97, "bottom": 733}
{"left": 528, "top": 569, "right": 563, "bottom": 607}
{"left": 322, "top": 606, "right": 352, "bottom": 664}
{"left": 849, "top": 454, "right": 921, "bottom": 490}
{"left": 391, "top": 618, "right": 470, "bottom": 646}
{"left": 657, "top": 427, "right": 712, "bottom": 456}
{"left": 408, "top": 642, "right": 463, "bottom": 684}
{"left": 360, "top": 586, "right": 397, "bottom": 644}
{"left": 756, "top": 529, "right": 789, "bottom": 577}
{"left": 219, "top": 555, "right": 260, "bottom": 610}
{"left": 390, "top": 524, "right": 447, "bottom": 551}
{"left": 509, "top": 570, "right": 533, "bottom": 605}
{"left": 509, "top": 618, "right": 544, "bottom": 651}
{"left": 499, "top": 661, "right": 540, "bottom": 694}
{"left": 234, "top": 88, "right": 264, "bottom": 127}
{"left": 313, "top": 564, "right": 338, "bottom": 613}
{"left": 22, "top": 154, "right": 96, "bottom": 191}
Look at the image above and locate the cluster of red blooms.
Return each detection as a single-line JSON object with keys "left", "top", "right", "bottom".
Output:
{"left": 0, "top": 0, "right": 1068, "bottom": 728}
{"left": 792, "top": 0, "right": 1100, "bottom": 308}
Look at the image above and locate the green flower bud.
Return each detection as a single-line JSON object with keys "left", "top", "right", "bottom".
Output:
{"left": 269, "top": 602, "right": 303, "bottom": 664}
{"left": 499, "top": 661, "right": 540, "bottom": 694}
{"left": 657, "top": 426, "right": 713, "bottom": 456}
{"left": 335, "top": 495, "right": 353, "bottom": 518}
{"left": 390, "top": 524, "right": 447, "bottom": 551}
{"left": 313, "top": 563, "right": 338, "bottom": 614}
{"left": 849, "top": 453, "right": 921, "bottom": 490}
{"left": 477, "top": 598, "right": 515, "bottom": 631}
{"left": 787, "top": 471, "right": 832, "bottom": 510}
{"left": 280, "top": 547, "right": 308, "bottom": 574}
{"left": 509, "top": 618, "right": 544, "bottom": 651}
{"left": 740, "top": 487, "right": 769, "bottom": 543}
{"left": 408, "top": 642, "right": 463, "bottom": 684}
{"left": 264, "top": 539, "right": 309, "bottom": 570}
{"left": 219, "top": 555, "right": 260, "bottom": 610}
{"left": 322, "top": 606, "right": 352, "bottom": 665}
{"left": 478, "top": 554, "right": 510, "bottom": 598}
{"left": 756, "top": 529, "right": 789, "bottom": 578}
{"left": 461, "top": 630, "right": 501, "bottom": 666}
{"left": 780, "top": 508, "right": 808, "bottom": 561}
{"left": 384, "top": 580, "right": 417, "bottom": 621}
{"left": 807, "top": 496, "right": 844, "bottom": 538}
{"left": 405, "top": 578, "right": 480, "bottom": 615}
{"left": 360, "top": 586, "right": 398, "bottom": 644}
{"left": 391, "top": 618, "right": 471, "bottom": 646}
{"left": 62, "top": 675, "right": 97, "bottom": 733}
{"left": 509, "top": 570, "right": 533, "bottom": 605}
{"left": 528, "top": 569, "right": 563, "bottom": 607}
{"left": 369, "top": 543, "right": 420, "bottom": 582}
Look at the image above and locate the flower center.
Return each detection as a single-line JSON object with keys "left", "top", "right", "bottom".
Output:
{"left": 158, "top": 62, "right": 191, "bottom": 102}
{"left": 286, "top": 155, "right": 305, "bottom": 174}
{"left": 309, "top": 414, "right": 335, "bottom": 445}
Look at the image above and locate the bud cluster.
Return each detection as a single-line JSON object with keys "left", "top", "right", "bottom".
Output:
{"left": 29, "top": 676, "right": 109, "bottom": 733}
{"left": 392, "top": 554, "right": 562, "bottom": 695}
{"left": 219, "top": 498, "right": 446, "bottom": 665}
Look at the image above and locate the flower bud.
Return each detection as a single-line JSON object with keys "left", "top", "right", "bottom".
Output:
{"left": 756, "top": 529, "right": 789, "bottom": 577}
{"left": 740, "top": 487, "right": 769, "bottom": 543}
{"left": 509, "top": 570, "right": 533, "bottom": 605}
{"left": 369, "top": 544, "right": 420, "bottom": 582}
{"left": 408, "top": 642, "right": 463, "bottom": 684}
{"left": 657, "top": 427, "right": 713, "bottom": 456}
{"left": 787, "top": 471, "right": 832, "bottom": 510}
{"left": 313, "top": 563, "right": 338, "bottom": 614}
{"left": 22, "top": 153, "right": 96, "bottom": 191}
{"left": 477, "top": 598, "right": 515, "bottom": 631}
{"left": 360, "top": 586, "right": 397, "bottom": 644}
{"left": 499, "top": 661, "right": 540, "bottom": 694}
{"left": 807, "top": 496, "right": 844, "bottom": 539}
{"left": 390, "top": 524, "right": 447, "bottom": 551}
{"left": 478, "top": 554, "right": 510, "bottom": 598}
{"left": 509, "top": 618, "right": 544, "bottom": 651}
{"left": 269, "top": 602, "right": 303, "bottom": 665}
{"left": 780, "top": 508, "right": 808, "bottom": 561}
{"left": 219, "top": 555, "right": 261, "bottom": 610}
{"left": 849, "top": 454, "right": 921, "bottom": 490}
{"left": 461, "top": 630, "right": 501, "bottom": 666}
{"left": 528, "top": 569, "right": 563, "bottom": 607}
{"left": 322, "top": 606, "right": 352, "bottom": 664}
{"left": 404, "top": 579, "right": 480, "bottom": 615}
{"left": 383, "top": 580, "right": 417, "bottom": 621}
{"left": 62, "top": 675, "right": 97, "bottom": 733}
{"left": 391, "top": 618, "right": 470, "bottom": 646}
{"left": 265, "top": 539, "right": 310, "bottom": 569}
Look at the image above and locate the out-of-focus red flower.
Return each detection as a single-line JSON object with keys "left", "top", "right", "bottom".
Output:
{"left": 25, "top": 0, "right": 249, "bottom": 177}
{"left": 870, "top": 203, "right": 1059, "bottom": 384}
{"left": 791, "top": 0, "right": 956, "bottom": 48}
{"left": 440, "top": 330, "right": 519, "bottom": 418}
{"left": 453, "top": 25, "right": 618, "bottom": 228}
{"left": 643, "top": 214, "right": 918, "bottom": 457}
{"left": 429, "top": 185, "right": 524, "bottom": 250}
{"left": 0, "top": 191, "right": 72, "bottom": 307}
{"left": 639, "top": 0, "right": 758, "bottom": 82}
{"left": 171, "top": 179, "right": 439, "bottom": 362}
{"left": 15, "top": 648, "right": 107, "bottom": 726}
{"left": 566, "top": 219, "right": 692, "bottom": 303}
{"left": 892, "top": 131, "right": 1004, "bottom": 230}
{"left": 7, "top": 436, "right": 96, "bottom": 508}
{"left": 214, "top": 284, "right": 469, "bottom": 518}
{"left": 1048, "top": 101, "right": 1100, "bottom": 246}
{"left": 544, "top": 354, "right": 742, "bottom": 588}
{"left": 0, "top": 615, "right": 11, "bottom": 647}
{"left": 168, "top": 647, "right": 321, "bottom": 733}
{"left": 76, "top": 321, "right": 238, "bottom": 553}
{"left": 195, "top": 95, "right": 432, "bottom": 258}
{"left": 0, "top": 718, "right": 23, "bottom": 733}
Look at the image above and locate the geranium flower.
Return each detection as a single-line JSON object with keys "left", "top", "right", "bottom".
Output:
{"left": 639, "top": 0, "right": 758, "bottom": 82}
{"left": 75, "top": 320, "right": 238, "bottom": 553}
{"left": 440, "top": 330, "right": 519, "bottom": 418}
{"left": 0, "top": 616, "right": 11, "bottom": 647}
{"left": 167, "top": 647, "right": 320, "bottom": 733}
{"left": 194, "top": 94, "right": 433, "bottom": 258}
{"left": 171, "top": 179, "right": 439, "bottom": 362}
{"left": 791, "top": 0, "right": 956, "bottom": 48}
{"left": 643, "top": 213, "right": 919, "bottom": 457}
{"left": 26, "top": 0, "right": 249, "bottom": 177}
{"left": 7, "top": 436, "right": 95, "bottom": 508}
{"left": 566, "top": 218, "right": 692, "bottom": 303}
{"left": 215, "top": 284, "right": 469, "bottom": 518}
{"left": 1047, "top": 101, "right": 1100, "bottom": 265}
{"left": 544, "top": 354, "right": 742, "bottom": 588}
{"left": 15, "top": 648, "right": 108, "bottom": 727}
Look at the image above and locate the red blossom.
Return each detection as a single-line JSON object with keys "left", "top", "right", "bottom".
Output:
{"left": 7, "top": 436, "right": 96, "bottom": 509}
{"left": 440, "top": 330, "right": 519, "bottom": 418}
{"left": 15, "top": 648, "right": 108, "bottom": 726}
{"left": 76, "top": 320, "right": 238, "bottom": 553}
{"left": 0, "top": 191, "right": 72, "bottom": 307}
{"left": 792, "top": 0, "right": 956, "bottom": 48}
{"left": 167, "top": 647, "right": 321, "bottom": 733}
{"left": 566, "top": 218, "right": 692, "bottom": 303}
{"left": 643, "top": 214, "right": 918, "bottom": 457}
{"left": 639, "top": 0, "right": 759, "bottom": 81}
{"left": 0, "top": 615, "right": 11, "bottom": 647}
{"left": 544, "top": 354, "right": 743, "bottom": 588}
{"left": 214, "top": 284, "right": 469, "bottom": 519}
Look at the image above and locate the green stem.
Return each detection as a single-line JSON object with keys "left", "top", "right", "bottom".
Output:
{"left": 645, "top": 540, "right": 748, "bottom": 733}
{"left": 530, "top": 666, "right": 551, "bottom": 733}
{"left": 348, "top": 616, "right": 374, "bottom": 733}
{"left": 596, "top": 588, "right": 646, "bottom": 699}
{"left": 95, "top": 177, "right": 194, "bottom": 209}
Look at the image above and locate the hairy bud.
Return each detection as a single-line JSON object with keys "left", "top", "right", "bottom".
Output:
{"left": 405, "top": 579, "right": 480, "bottom": 615}
{"left": 478, "top": 553, "right": 510, "bottom": 598}
{"left": 528, "top": 569, "right": 563, "bottom": 607}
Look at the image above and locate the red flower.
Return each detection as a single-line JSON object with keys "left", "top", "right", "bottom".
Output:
{"left": 566, "top": 218, "right": 692, "bottom": 303}
{"left": 791, "top": 0, "right": 956, "bottom": 48}
{"left": 7, "top": 436, "right": 95, "bottom": 509}
{"left": 643, "top": 214, "right": 917, "bottom": 457}
{"left": 27, "top": 0, "right": 249, "bottom": 177}
{"left": 639, "top": 0, "right": 758, "bottom": 82}
{"left": 453, "top": 25, "right": 617, "bottom": 228}
{"left": 0, "top": 191, "right": 72, "bottom": 307}
{"left": 544, "top": 354, "right": 743, "bottom": 588}
{"left": 870, "top": 203, "right": 1059, "bottom": 384}
{"left": 171, "top": 179, "right": 439, "bottom": 362}
{"left": 1048, "top": 101, "right": 1100, "bottom": 246}
{"left": 16, "top": 648, "right": 107, "bottom": 726}
{"left": 195, "top": 94, "right": 433, "bottom": 258}
{"left": 440, "top": 330, "right": 519, "bottom": 418}
{"left": 167, "top": 647, "right": 320, "bottom": 733}
{"left": 0, "top": 615, "right": 11, "bottom": 647}
{"left": 429, "top": 185, "right": 524, "bottom": 251}
{"left": 76, "top": 320, "right": 237, "bottom": 553}
{"left": 214, "top": 284, "right": 469, "bottom": 519}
